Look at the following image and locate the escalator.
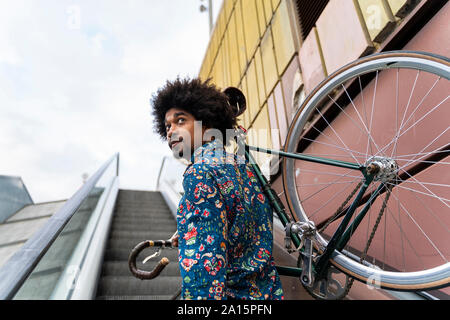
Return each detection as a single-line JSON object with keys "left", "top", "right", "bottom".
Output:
{"left": 0, "top": 154, "right": 186, "bottom": 300}
{"left": 95, "top": 190, "right": 181, "bottom": 300}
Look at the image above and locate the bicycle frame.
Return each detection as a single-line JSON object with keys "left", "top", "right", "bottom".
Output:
{"left": 242, "top": 141, "right": 383, "bottom": 281}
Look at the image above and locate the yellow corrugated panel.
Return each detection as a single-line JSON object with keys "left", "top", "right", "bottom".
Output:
{"left": 255, "top": 0, "right": 267, "bottom": 37}
{"left": 210, "top": 29, "right": 219, "bottom": 68}
{"left": 199, "top": 61, "right": 208, "bottom": 81}
{"left": 246, "top": 58, "right": 260, "bottom": 123}
{"left": 202, "top": 46, "right": 213, "bottom": 80}
{"left": 222, "top": 33, "right": 231, "bottom": 87}
{"left": 239, "top": 76, "right": 250, "bottom": 131}
{"left": 241, "top": 0, "right": 260, "bottom": 60}
{"left": 271, "top": 0, "right": 281, "bottom": 11}
{"left": 260, "top": 27, "right": 278, "bottom": 94}
{"left": 228, "top": 15, "right": 241, "bottom": 87}
{"left": 217, "top": 8, "right": 225, "bottom": 43}
{"left": 267, "top": 94, "right": 281, "bottom": 150}
{"left": 254, "top": 46, "right": 267, "bottom": 108}
{"left": 234, "top": 1, "right": 248, "bottom": 78}
{"left": 210, "top": 63, "right": 217, "bottom": 87}
{"left": 248, "top": 104, "right": 273, "bottom": 174}
{"left": 213, "top": 49, "right": 224, "bottom": 89}
{"left": 252, "top": 104, "right": 272, "bottom": 148}
{"left": 263, "top": 0, "right": 273, "bottom": 22}
{"left": 243, "top": 109, "right": 249, "bottom": 130}
{"left": 272, "top": 0, "right": 296, "bottom": 75}
{"left": 224, "top": 0, "right": 234, "bottom": 24}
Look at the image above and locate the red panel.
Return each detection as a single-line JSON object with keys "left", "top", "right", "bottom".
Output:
{"left": 299, "top": 27, "right": 326, "bottom": 94}
{"left": 267, "top": 93, "right": 281, "bottom": 150}
{"left": 274, "top": 82, "right": 288, "bottom": 146}
{"left": 281, "top": 56, "right": 302, "bottom": 126}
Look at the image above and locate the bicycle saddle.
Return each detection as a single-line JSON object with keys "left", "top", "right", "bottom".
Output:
{"left": 223, "top": 86, "right": 246, "bottom": 118}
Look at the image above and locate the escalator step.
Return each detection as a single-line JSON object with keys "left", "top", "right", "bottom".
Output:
{"left": 110, "top": 222, "right": 176, "bottom": 232}
{"left": 96, "top": 190, "right": 181, "bottom": 300}
{"left": 96, "top": 276, "right": 181, "bottom": 296}
{"left": 103, "top": 248, "right": 179, "bottom": 262}
{"left": 108, "top": 230, "right": 176, "bottom": 241}
{"left": 102, "top": 261, "right": 180, "bottom": 277}
{"left": 107, "top": 235, "right": 177, "bottom": 250}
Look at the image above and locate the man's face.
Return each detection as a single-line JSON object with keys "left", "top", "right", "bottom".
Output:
{"left": 165, "top": 108, "right": 207, "bottom": 160}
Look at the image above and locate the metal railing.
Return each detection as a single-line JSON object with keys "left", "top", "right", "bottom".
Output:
{"left": 0, "top": 153, "right": 120, "bottom": 300}
{"left": 156, "top": 156, "right": 186, "bottom": 218}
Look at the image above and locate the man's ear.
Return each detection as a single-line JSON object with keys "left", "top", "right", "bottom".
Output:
{"left": 223, "top": 87, "right": 246, "bottom": 117}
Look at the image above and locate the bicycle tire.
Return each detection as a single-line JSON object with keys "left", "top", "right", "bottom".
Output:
{"left": 282, "top": 51, "right": 450, "bottom": 291}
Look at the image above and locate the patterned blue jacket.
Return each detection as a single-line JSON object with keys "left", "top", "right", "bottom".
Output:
{"left": 176, "top": 139, "right": 284, "bottom": 300}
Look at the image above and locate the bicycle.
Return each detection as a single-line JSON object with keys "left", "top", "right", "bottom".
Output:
{"left": 129, "top": 51, "right": 450, "bottom": 300}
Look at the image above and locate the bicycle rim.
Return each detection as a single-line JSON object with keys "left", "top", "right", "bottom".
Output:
{"left": 282, "top": 51, "right": 450, "bottom": 291}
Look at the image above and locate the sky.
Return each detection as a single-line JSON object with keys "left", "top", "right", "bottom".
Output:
{"left": 0, "top": 0, "right": 223, "bottom": 203}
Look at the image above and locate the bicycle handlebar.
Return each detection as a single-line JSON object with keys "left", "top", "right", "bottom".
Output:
{"left": 128, "top": 240, "right": 173, "bottom": 280}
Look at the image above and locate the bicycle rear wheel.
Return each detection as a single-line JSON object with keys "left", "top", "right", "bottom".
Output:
{"left": 282, "top": 51, "right": 450, "bottom": 291}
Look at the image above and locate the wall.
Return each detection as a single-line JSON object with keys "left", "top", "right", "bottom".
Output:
{"left": 197, "top": 0, "right": 448, "bottom": 299}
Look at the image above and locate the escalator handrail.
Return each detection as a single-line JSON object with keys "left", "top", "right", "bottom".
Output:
{"left": 0, "top": 153, "right": 119, "bottom": 300}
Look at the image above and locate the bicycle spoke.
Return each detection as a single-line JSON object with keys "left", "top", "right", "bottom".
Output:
{"left": 283, "top": 52, "right": 450, "bottom": 288}
{"left": 386, "top": 181, "right": 450, "bottom": 207}
{"left": 375, "top": 95, "right": 449, "bottom": 158}
{"left": 329, "top": 90, "right": 381, "bottom": 155}
{"left": 388, "top": 191, "right": 448, "bottom": 262}
{"left": 294, "top": 167, "right": 362, "bottom": 180}
{"left": 315, "top": 108, "right": 362, "bottom": 165}
{"left": 391, "top": 68, "right": 400, "bottom": 158}
{"left": 400, "top": 94, "right": 449, "bottom": 137}
{"left": 339, "top": 84, "right": 382, "bottom": 154}
{"left": 395, "top": 183, "right": 406, "bottom": 272}
{"left": 393, "top": 149, "right": 449, "bottom": 159}
{"left": 391, "top": 75, "right": 441, "bottom": 159}
{"left": 366, "top": 70, "right": 379, "bottom": 157}
{"left": 359, "top": 75, "right": 370, "bottom": 129}
{"left": 399, "top": 76, "right": 442, "bottom": 138}
{"left": 307, "top": 119, "right": 370, "bottom": 164}
{"left": 396, "top": 130, "right": 449, "bottom": 172}
{"left": 296, "top": 180, "right": 360, "bottom": 187}
{"left": 306, "top": 179, "right": 362, "bottom": 219}
{"left": 384, "top": 204, "right": 426, "bottom": 271}
{"left": 301, "top": 135, "right": 370, "bottom": 159}
{"left": 398, "top": 165, "right": 450, "bottom": 208}
{"left": 407, "top": 183, "right": 450, "bottom": 234}
{"left": 392, "top": 180, "right": 450, "bottom": 188}
{"left": 398, "top": 70, "right": 420, "bottom": 140}
{"left": 300, "top": 152, "right": 369, "bottom": 160}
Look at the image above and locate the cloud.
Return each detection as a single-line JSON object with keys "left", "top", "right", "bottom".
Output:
{"left": 0, "top": 0, "right": 218, "bottom": 202}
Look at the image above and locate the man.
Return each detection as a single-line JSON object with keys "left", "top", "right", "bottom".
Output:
{"left": 150, "top": 77, "right": 283, "bottom": 300}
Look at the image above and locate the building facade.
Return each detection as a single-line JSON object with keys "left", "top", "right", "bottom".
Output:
{"left": 198, "top": 0, "right": 449, "bottom": 299}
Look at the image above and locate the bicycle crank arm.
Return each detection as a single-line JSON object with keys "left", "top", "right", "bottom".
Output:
{"left": 300, "top": 238, "right": 314, "bottom": 287}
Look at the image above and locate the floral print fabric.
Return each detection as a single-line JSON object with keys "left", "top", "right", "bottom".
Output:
{"left": 176, "top": 139, "right": 284, "bottom": 300}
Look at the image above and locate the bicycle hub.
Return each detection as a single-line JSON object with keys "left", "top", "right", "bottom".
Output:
{"left": 365, "top": 156, "right": 398, "bottom": 182}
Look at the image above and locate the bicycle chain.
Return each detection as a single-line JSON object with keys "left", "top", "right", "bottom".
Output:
{"left": 343, "top": 185, "right": 393, "bottom": 297}
{"left": 307, "top": 182, "right": 393, "bottom": 299}
{"left": 318, "top": 181, "right": 363, "bottom": 233}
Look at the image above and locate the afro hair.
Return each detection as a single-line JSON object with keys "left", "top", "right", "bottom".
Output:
{"left": 150, "top": 77, "right": 238, "bottom": 145}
